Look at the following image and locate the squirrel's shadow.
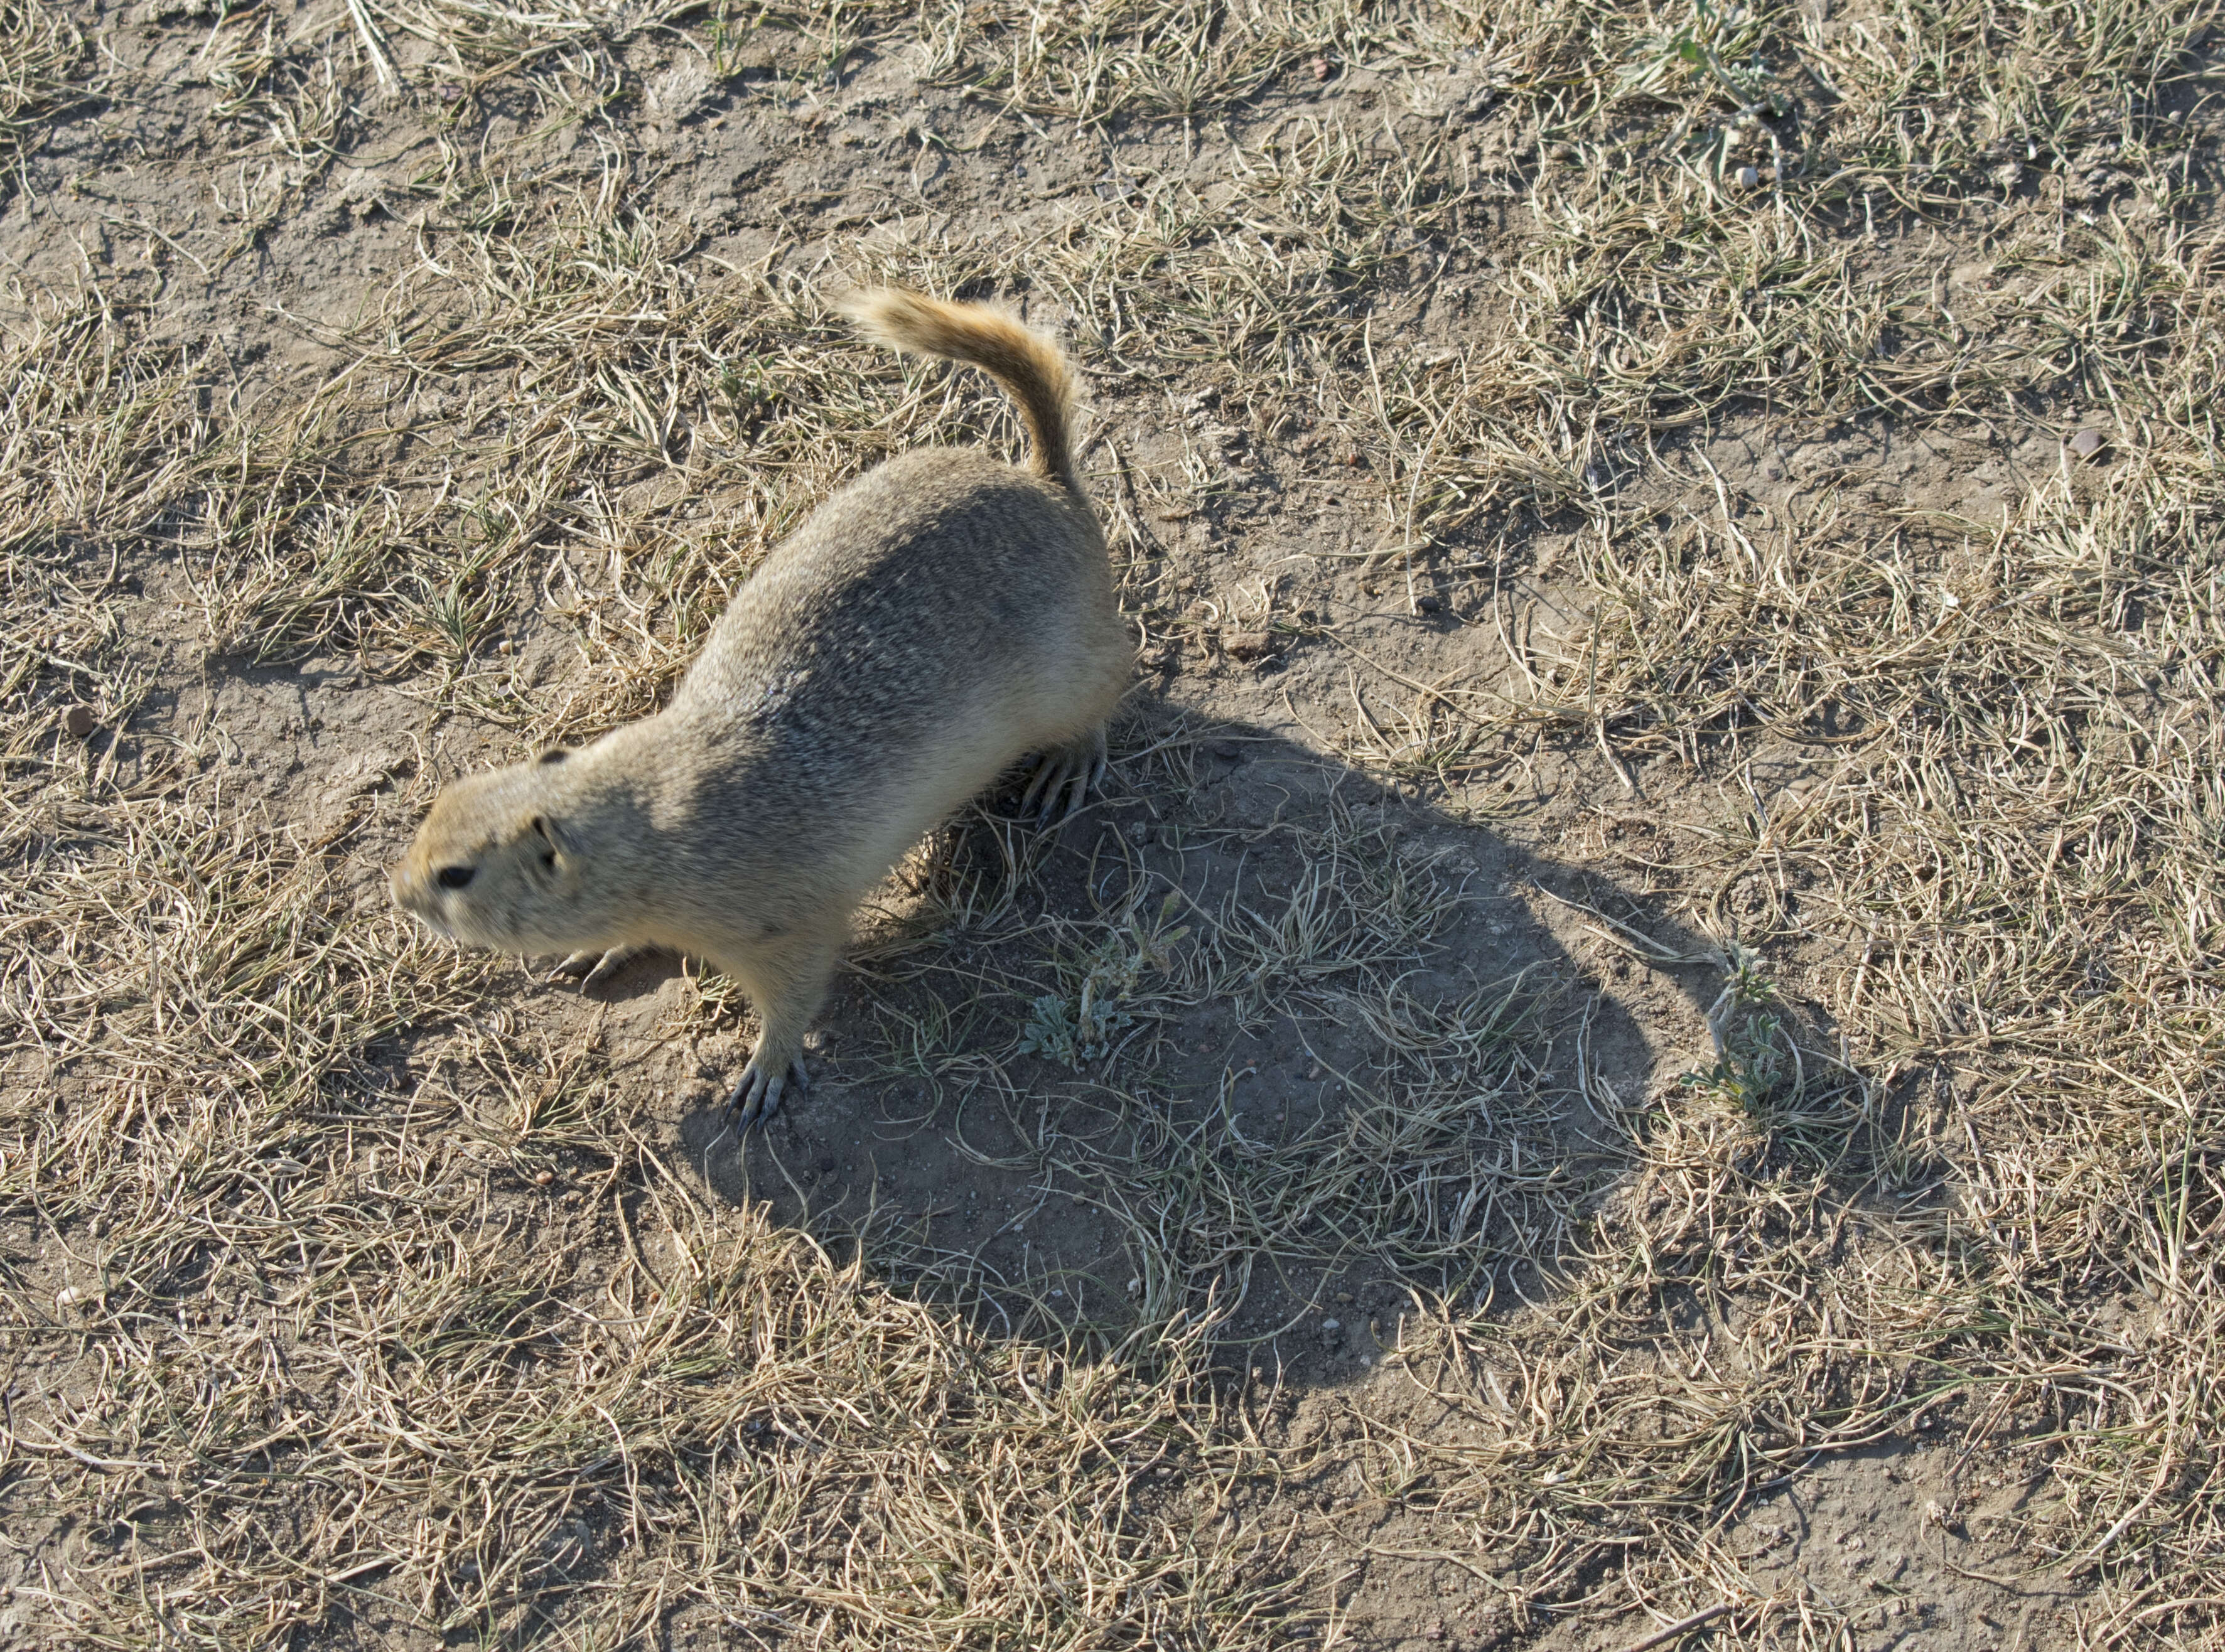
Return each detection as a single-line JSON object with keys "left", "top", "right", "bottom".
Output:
{"left": 570, "top": 703, "right": 1760, "bottom": 1393}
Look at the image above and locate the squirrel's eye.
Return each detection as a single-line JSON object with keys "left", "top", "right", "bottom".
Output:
{"left": 435, "top": 866, "right": 477, "bottom": 890}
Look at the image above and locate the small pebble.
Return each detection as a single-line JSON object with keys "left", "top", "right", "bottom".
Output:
{"left": 1735, "top": 164, "right": 1762, "bottom": 189}
{"left": 534, "top": 1169, "right": 554, "bottom": 1186}
{"left": 496, "top": 639, "right": 514, "bottom": 655}
{"left": 2067, "top": 426, "right": 2107, "bottom": 459}
{"left": 1321, "top": 1317, "right": 1341, "bottom": 1333}
{"left": 1310, "top": 56, "right": 1333, "bottom": 82}
{"left": 62, "top": 705, "right": 97, "bottom": 739}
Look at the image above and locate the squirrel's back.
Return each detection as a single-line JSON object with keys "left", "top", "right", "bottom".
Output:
{"left": 669, "top": 448, "right": 1114, "bottom": 820}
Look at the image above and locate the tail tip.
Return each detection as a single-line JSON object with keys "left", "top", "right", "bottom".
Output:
{"left": 835, "top": 285, "right": 929, "bottom": 345}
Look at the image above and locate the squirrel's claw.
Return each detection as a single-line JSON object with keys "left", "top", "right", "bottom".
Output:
{"left": 722, "top": 1053, "right": 807, "bottom": 1132}
{"left": 1021, "top": 729, "right": 1109, "bottom": 826}
{"left": 551, "top": 945, "right": 650, "bottom": 989}
{"left": 1018, "top": 758, "right": 1057, "bottom": 819}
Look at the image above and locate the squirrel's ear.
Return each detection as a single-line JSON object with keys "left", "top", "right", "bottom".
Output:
{"left": 531, "top": 815, "right": 577, "bottom": 861}
{"left": 537, "top": 747, "right": 570, "bottom": 766}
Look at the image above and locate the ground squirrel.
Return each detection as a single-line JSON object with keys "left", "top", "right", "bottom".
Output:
{"left": 390, "top": 289, "right": 1131, "bottom": 1126}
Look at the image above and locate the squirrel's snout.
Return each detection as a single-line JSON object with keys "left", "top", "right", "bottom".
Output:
{"left": 388, "top": 859, "right": 442, "bottom": 927}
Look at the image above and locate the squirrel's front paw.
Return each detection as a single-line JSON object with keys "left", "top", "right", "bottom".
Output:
{"left": 551, "top": 945, "right": 653, "bottom": 988}
{"left": 721, "top": 1051, "right": 807, "bottom": 1131}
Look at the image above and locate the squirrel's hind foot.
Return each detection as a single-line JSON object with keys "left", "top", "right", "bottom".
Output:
{"left": 722, "top": 1051, "right": 807, "bottom": 1132}
{"left": 1020, "top": 726, "right": 1109, "bottom": 825}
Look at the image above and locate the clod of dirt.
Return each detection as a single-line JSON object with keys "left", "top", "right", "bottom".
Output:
{"left": 1224, "top": 629, "right": 1274, "bottom": 661}
{"left": 1311, "top": 56, "right": 1335, "bottom": 82}
{"left": 335, "top": 167, "right": 386, "bottom": 223}
{"left": 2067, "top": 426, "right": 2108, "bottom": 460}
{"left": 647, "top": 60, "right": 718, "bottom": 124}
{"left": 1735, "top": 164, "right": 1762, "bottom": 188}
{"left": 61, "top": 705, "right": 96, "bottom": 738}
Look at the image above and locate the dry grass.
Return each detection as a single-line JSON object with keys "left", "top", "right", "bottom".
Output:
{"left": 0, "top": 0, "right": 90, "bottom": 197}
{"left": 2, "top": 0, "right": 2221, "bottom": 1646}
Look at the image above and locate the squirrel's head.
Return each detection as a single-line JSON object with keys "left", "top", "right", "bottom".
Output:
{"left": 390, "top": 748, "right": 603, "bottom": 954}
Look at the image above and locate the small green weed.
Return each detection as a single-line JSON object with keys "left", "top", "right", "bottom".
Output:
{"left": 1018, "top": 893, "right": 1188, "bottom": 1070}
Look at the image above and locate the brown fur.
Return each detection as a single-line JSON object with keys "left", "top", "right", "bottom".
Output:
{"left": 390, "top": 290, "right": 1130, "bottom": 1126}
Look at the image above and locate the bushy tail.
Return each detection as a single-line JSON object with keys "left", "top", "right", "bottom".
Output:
{"left": 840, "top": 287, "right": 1082, "bottom": 493}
